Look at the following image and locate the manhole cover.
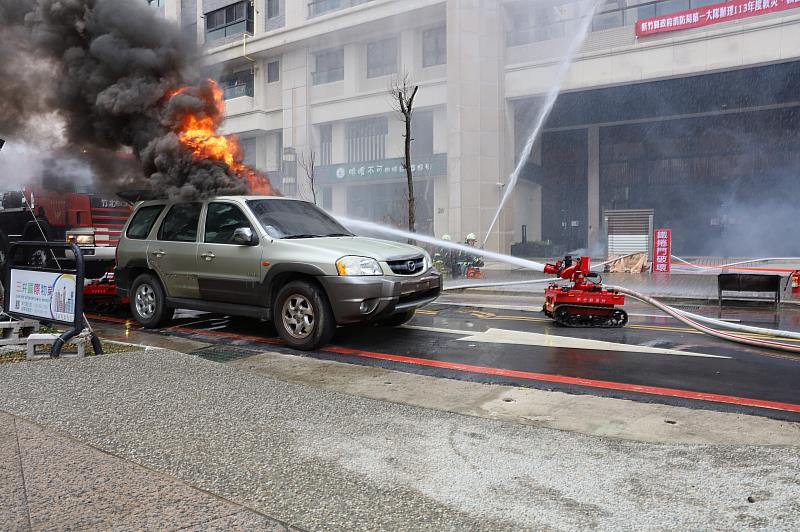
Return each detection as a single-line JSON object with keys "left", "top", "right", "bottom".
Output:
{"left": 194, "top": 345, "right": 261, "bottom": 363}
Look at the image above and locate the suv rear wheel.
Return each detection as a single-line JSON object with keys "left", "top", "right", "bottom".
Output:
{"left": 273, "top": 280, "right": 336, "bottom": 350}
{"left": 130, "top": 273, "right": 174, "bottom": 328}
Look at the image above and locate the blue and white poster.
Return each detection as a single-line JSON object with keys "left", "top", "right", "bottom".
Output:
{"left": 8, "top": 269, "right": 76, "bottom": 323}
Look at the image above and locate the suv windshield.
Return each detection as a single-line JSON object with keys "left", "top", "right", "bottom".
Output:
{"left": 247, "top": 199, "right": 353, "bottom": 239}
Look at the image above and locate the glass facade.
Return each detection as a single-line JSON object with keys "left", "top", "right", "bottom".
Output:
{"left": 506, "top": 0, "right": 735, "bottom": 46}
{"left": 206, "top": 1, "right": 254, "bottom": 43}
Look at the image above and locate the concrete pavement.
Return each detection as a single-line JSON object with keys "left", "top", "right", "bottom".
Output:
{"left": 0, "top": 411, "right": 287, "bottom": 531}
{"left": 0, "top": 350, "right": 798, "bottom": 530}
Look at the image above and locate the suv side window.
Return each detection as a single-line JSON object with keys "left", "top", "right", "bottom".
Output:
{"left": 158, "top": 203, "right": 202, "bottom": 242}
{"left": 204, "top": 203, "right": 253, "bottom": 244}
{"left": 126, "top": 205, "right": 164, "bottom": 240}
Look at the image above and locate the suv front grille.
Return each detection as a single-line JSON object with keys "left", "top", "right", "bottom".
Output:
{"left": 387, "top": 256, "right": 425, "bottom": 275}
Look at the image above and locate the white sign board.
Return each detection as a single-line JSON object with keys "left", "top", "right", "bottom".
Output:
{"left": 8, "top": 269, "right": 77, "bottom": 323}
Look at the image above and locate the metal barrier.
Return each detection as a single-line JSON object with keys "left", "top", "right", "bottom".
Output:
{"left": 717, "top": 273, "right": 782, "bottom": 311}
{"left": 3, "top": 241, "right": 102, "bottom": 357}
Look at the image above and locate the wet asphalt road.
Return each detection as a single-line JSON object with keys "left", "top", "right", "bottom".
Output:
{"left": 88, "top": 296, "right": 800, "bottom": 421}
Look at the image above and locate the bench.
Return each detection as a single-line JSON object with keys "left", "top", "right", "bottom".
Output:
{"left": 717, "top": 274, "right": 783, "bottom": 310}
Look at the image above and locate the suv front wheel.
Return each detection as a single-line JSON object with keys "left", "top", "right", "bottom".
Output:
{"left": 274, "top": 280, "right": 336, "bottom": 351}
{"left": 130, "top": 273, "right": 174, "bottom": 328}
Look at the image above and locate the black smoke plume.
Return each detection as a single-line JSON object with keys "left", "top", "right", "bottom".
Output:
{"left": 0, "top": 0, "right": 253, "bottom": 199}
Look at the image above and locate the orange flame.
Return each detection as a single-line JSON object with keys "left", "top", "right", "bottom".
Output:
{"left": 169, "top": 80, "right": 273, "bottom": 195}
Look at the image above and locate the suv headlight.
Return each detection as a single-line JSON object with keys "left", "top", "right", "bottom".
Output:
{"left": 422, "top": 250, "right": 432, "bottom": 270}
{"left": 336, "top": 256, "right": 383, "bottom": 276}
{"left": 66, "top": 233, "right": 95, "bottom": 246}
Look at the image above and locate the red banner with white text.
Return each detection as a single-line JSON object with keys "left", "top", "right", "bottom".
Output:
{"left": 636, "top": 0, "right": 800, "bottom": 37}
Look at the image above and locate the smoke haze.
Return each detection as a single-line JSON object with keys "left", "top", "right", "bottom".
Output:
{"left": 0, "top": 0, "right": 256, "bottom": 198}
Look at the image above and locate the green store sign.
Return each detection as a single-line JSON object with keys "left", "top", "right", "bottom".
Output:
{"left": 316, "top": 153, "right": 447, "bottom": 183}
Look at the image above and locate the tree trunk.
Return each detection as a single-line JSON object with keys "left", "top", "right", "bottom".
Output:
{"left": 404, "top": 110, "right": 415, "bottom": 236}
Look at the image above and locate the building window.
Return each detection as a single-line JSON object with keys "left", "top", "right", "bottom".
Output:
{"left": 506, "top": 0, "right": 714, "bottom": 46}
{"left": 267, "top": 61, "right": 280, "bottom": 83}
{"left": 206, "top": 1, "right": 254, "bottom": 43}
{"left": 309, "top": 0, "right": 342, "bottom": 18}
{"left": 313, "top": 48, "right": 344, "bottom": 85}
{"left": 366, "top": 37, "right": 397, "bottom": 78}
{"left": 322, "top": 186, "right": 333, "bottom": 211}
{"left": 147, "top": 0, "right": 165, "bottom": 14}
{"left": 240, "top": 138, "right": 257, "bottom": 167}
{"left": 319, "top": 124, "right": 333, "bottom": 165}
{"left": 347, "top": 116, "right": 387, "bottom": 163}
{"left": 219, "top": 69, "right": 254, "bottom": 99}
{"left": 411, "top": 110, "right": 434, "bottom": 158}
{"left": 422, "top": 26, "right": 446, "bottom": 67}
{"left": 267, "top": 0, "right": 280, "bottom": 19}
{"left": 308, "top": 0, "right": 376, "bottom": 18}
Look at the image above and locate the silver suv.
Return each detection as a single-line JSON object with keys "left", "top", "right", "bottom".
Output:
{"left": 115, "top": 196, "right": 441, "bottom": 350}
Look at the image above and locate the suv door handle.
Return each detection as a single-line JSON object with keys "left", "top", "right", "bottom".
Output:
{"left": 200, "top": 252, "right": 215, "bottom": 261}
{"left": 151, "top": 250, "right": 166, "bottom": 258}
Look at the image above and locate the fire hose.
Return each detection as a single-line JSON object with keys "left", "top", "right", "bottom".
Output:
{"left": 445, "top": 279, "right": 800, "bottom": 354}
{"left": 608, "top": 286, "right": 800, "bottom": 354}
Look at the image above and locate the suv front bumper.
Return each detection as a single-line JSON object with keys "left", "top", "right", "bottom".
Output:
{"left": 320, "top": 269, "right": 442, "bottom": 324}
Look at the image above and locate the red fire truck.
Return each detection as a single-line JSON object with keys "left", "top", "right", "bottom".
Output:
{"left": 0, "top": 187, "right": 131, "bottom": 279}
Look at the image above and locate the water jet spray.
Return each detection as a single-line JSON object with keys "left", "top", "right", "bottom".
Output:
{"left": 483, "top": 0, "right": 603, "bottom": 247}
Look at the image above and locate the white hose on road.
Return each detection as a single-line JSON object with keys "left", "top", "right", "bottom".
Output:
{"left": 671, "top": 256, "right": 800, "bottom": 272}
{"left": 609, "top": 286, "right": 800, "bottom": 354}
{"left": 672, "top": 308, "right": 800, "bottom": 341}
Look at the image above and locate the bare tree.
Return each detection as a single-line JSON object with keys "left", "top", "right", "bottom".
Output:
{"left": 297, "top": 150, "right": 317, "bottom": 205}
{"left": 389, "top": 72, "right": 419, "bottom": 235}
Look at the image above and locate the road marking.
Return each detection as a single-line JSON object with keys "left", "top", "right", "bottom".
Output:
{"left": 401, "top": 324, "right": 477, "bottom": 336}
{"left": 406, "top": 324, "right": 728, "bottom": 358}
{"left": 457, "top": 328, "right": 729, "bottom": 358}
{"left": 86, "top": 314, "right": 798, "bottom": 414}
{"left": 430, "top": 303, "right": 800, "bottom": 341}
{"left": 323, "top": 345, "right": 800, "bottom": 413}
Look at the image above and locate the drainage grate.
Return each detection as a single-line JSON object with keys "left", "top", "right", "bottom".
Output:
{"left": 193, "top": 345, "right": 262, "bottom": 363}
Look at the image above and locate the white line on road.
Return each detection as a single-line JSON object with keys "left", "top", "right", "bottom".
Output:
{"left": 401, "top": 324, "right": 478, "bottom": 336}
{"left": 403, "top": 324, "right": 729, "bottom": 358}
{"left": 458, "top": 328, "right": 730, "bottom": 358}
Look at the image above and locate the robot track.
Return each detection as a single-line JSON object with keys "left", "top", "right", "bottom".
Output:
{"left": 552, "top": 305, "right": 628, "bottom": 328}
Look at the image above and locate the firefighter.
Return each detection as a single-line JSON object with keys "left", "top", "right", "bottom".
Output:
{"left": 433, "top": 234, "right": 456, "bottom": 276}
{"left": 459, "top": 233, "right": 485, "bottom": 277}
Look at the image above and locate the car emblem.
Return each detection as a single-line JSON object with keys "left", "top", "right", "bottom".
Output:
{"left": 406, "top": 260, "right": 417, "bottom": 272}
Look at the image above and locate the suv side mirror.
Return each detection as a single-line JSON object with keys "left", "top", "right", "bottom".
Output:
{"left": 233, "top": 227, "right": 257, "bottom": 245}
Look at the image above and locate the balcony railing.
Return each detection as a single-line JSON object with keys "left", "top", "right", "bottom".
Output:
{"left": 308, "top": 0, "right": 374, "bottom": 19}
{"left": 222, "top": 83, "right": 254, "bottom": 100}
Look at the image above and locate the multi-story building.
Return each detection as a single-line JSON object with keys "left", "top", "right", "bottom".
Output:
{"left": 152, "top": 0, "right": 800, "bottom": 256}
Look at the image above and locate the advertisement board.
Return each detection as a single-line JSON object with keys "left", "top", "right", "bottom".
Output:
{"left": 7, "top": 269, "right": 77, "bottom": 324}
{"left": 636, "top": 0, "right": 800, "bottom": 37}
{"left": 653, "top": 228, "right": 672, "bottom": 273}
{"left": 316, "top": 153, "right": 447, "bottom": 184}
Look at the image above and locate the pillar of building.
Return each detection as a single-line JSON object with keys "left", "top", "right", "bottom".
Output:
{"left": 284, "top": 0, "right": 307, "bottom": 28}
{"left": 446, "top": 0, "right": 506, "bottom": 250}
{"left": 281, "top": 49, "right": 311, "bottom": 196}
{"left": 587, "top": 125, "right": 600, "bottom": 251}
{"left": 164, "top": 0, "right": 180, "bottom": 21}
